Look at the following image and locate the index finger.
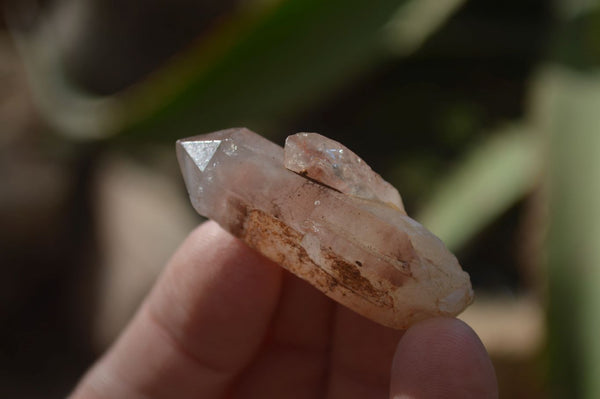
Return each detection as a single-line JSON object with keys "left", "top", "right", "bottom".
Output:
{"left": 71, "top": 221, "right": 283, "bottom": 399}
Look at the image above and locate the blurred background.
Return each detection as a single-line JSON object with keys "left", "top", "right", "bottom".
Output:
{"left": 1, "top": 0, "right": 599, "bottom": 397}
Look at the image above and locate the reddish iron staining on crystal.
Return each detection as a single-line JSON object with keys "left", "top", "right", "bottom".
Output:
{"left": 177, "top": 127, "right": 473, "bottom": 329}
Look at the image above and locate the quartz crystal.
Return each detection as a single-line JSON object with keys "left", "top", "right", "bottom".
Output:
{"left": 176, "top": 128, "right": 473, "bottom": 329}
{"left": 284, "top": 133, "right": 405, "bottom": 211}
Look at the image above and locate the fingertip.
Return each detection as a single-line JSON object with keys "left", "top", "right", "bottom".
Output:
{"left": 166, "top": 220, "right": 283, "bottom": 309}
{"left": 154, "top": 220, "right": 284, "bottom": 354}
{"left": 170, "top": 220, "right": 239, "bottom": 265}
{"left": 72, "top": 220, "right": 285, "bottom": 398}
{"left": 390, "top": 317, "right": 498, "bottom": 399}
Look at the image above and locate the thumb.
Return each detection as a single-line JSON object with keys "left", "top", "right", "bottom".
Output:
{"left": 390, "top": 317, "right": 498, "bottom": 399}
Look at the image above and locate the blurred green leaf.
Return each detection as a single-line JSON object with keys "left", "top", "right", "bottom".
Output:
{"left": 417, "top": 126, "right": 541, "bottom": 251}
{"left": 536, "top": 64, "right": 600, "bottom": 399}
{"left": 15, "top": 0, "right": 467, "bottom": 140}
{"left": 383, "top": 0, "right": 467, "bottom": 55}
{"left": 552, "top": 6, "right": 600, "bottom": 70}
{"left": 537, "top": 1, "right": 600, "bottom": 397}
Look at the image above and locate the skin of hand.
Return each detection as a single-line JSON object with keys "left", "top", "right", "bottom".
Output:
{"left": 70, "top": 221, "right": 498, "bottom": 399}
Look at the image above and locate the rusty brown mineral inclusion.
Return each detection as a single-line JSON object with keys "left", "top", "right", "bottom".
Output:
{"left": 176, "top": 128, "right": 473, "bottom": 329}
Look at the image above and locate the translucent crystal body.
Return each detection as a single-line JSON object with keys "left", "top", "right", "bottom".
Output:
{"left": 176, "top": 127, "right": 473, "bottom": 329}
{"left": 284, "top": 133, "right": 404, "bottom": 211}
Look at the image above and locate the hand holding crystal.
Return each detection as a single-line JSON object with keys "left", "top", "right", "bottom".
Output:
{"left": 176, "top": 129, "right": 473, "bottom": 329}
{"left": 70, "top": 221, "right": 498, "bottom": 398}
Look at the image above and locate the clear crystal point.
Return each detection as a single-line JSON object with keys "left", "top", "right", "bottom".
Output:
{"left": 176, "top": 127, "right": 473, "bottom": 329}
{"left": 284, "top": 133, "right": 405, "bottom": 211}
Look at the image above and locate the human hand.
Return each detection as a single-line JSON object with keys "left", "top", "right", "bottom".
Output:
{"left": 70, "top": 221, "right": 498, "bottom": 398}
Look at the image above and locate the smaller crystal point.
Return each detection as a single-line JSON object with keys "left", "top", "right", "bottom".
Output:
{"left": 284, "top": 133, "right": 404, "bottom": 211}
{"left": 176, "top": 128, "right": 473, "bottom": 329}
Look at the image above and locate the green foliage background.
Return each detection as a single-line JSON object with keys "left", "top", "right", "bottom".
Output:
{"left": 9, "top": 0, "right": 600, "bottom": 396}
